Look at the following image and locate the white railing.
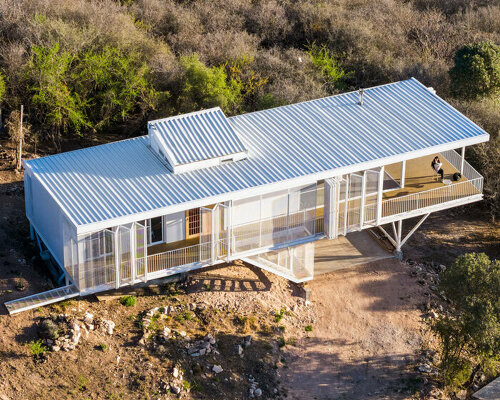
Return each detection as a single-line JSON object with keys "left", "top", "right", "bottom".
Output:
{"left": 137, "top": 242, "right": 211, "bottom": 276}
{"left": 380, "top": 177, "right": 483, "bottom": 219}
{"left": 441, "top": 149, "right": 483, "bottom": 181}
{"left": 231, "top": 209, "right": 318, "bottom": 255}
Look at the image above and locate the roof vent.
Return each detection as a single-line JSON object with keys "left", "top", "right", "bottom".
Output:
{"left": 358, "top": 89, "right": 364, "bottom": 106}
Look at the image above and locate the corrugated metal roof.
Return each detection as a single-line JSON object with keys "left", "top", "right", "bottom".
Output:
{"left": 25, "top": 78, "right": 489, "bottom": 230}
{"left": 149, "top": 107, "right": 247, "bottom": 167}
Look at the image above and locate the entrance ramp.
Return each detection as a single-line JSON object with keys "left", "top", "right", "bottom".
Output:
{"left": 4, "top": 285, "right": 79, "bottom": 315}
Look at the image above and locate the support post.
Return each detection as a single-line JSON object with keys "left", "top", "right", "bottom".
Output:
{"left": 144, "top": 222, "right": 148, "bottom": 283}
{"left": 400, "top": 160, "right": 406, "bottom": 188}
{"left": 131, "top": 226, "right": 136, "bottom": 283}
{"left": 460, "top": 146, "right": 465, "bottom": 175}
{"left": 344, "top": 175, "right": 349, "bottom": 235}
{"left": 400, "top": 213, "right": 430, "bottom": 248}
{"left": 397, "top": 219, "right": 402, "bottom": 251}
{"left": 376, "top": 166, "right": 384, "bottom": 225}
{"left": 359, "top": 171, "right": 367, "bottom": 229}
{"left": 114, "top": 227, "right": 120, "bottom": 289}
{"left": 227, "top": 201, "right": 232, "bottom": 260}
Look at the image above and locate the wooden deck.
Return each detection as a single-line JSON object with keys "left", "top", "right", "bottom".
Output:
{"left": 383, "top": 153, "right": 468, "bottom": 200}
{"left": 148, "top": 237, "right": 200, "bottom": 256}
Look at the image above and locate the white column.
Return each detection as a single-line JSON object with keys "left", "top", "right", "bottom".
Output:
{"left": 376, "top": 166, "right": 384, "bottom": 225}
{"left": 144, "top": 222, "right": 148, "bottom": 282}
{"left": 359, "top": 171, "right": 367, "bottom": 229}
{"left": 396, "top": 219, "right": 403, "bottom": 251}
{"left": 400, "top": 160, "right": 406, "bottom": 188}
{"left": 344, "top": 176, "right": 349, "bottom": 235}
{"left": 460, "top": 147, "right": 465, "bottom": 175}
{"left": 114, "top": 227, "right": 120, "bottom": 289}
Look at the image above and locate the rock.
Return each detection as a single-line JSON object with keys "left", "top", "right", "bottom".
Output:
{"left": 179, "top": 330, "right": 187, "bottom": 337}
{"left": 83, "top": 312, "right": 94, "bottom": 325}
{"left": 212, "top": 365, "right": 223, "bottom": 374}
{"left": 101, "top": 319, "right": 115, "bottom": 335}
{"left": 255, "top": 388, "right": 262, "bottom": 397}
{"left": 0, "top": 394, "right": 11, "bottom": 400}
{"left": 71, "top": 323, "right": 81, "bottom": 345}
{"left": 51, "top": 345, "right": 60, "bottom": 352}
{"left": 244, "top": 335, "right": 252, "bottom": 347}
{"left": 236, "top": 344, "right": 243, "bottom": 356}
{"left": 172, "top": 367, "right": 179, "bottom": 378}
{"left": 171, "top": 385, "right": 181, "bottom": 394}
{"left": 199, "top": 348, "right": 207, "bottom": 356}
{"left": 147, "top": 307, "right": 159, "bottom": 317}
{"left": 418, "top": 364, "right": 432, "bottom": 373}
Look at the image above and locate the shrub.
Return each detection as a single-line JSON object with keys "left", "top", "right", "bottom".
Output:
{"left": 98, "top": 343, "right": 107, "bottom": 351}
{"left": 306, "top": 42, "right": 351, "bottom": 91}
{"left": 28, "top": 339, "right": 48, "bottom": 357}
{"left": 178, "top": 54, "right": 243, "bottom": 114}
{"left": 120, "top": 295, "right": 137, "bottom": 307}
{"left": 449, "top": 41, "right": 500, "bottom": 99}
{"left": 433, "top": 253, "right": 500, "bottom": 389}
{"left": 305, "top": 325, "right": 313, "bottom": 332}
{"left": 37, "top": 318, "right": 59, "bottom": 340}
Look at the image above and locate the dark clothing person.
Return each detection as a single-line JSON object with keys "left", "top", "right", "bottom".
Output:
{"left": 431, "top": 159, "right": 444, "bottom": 180}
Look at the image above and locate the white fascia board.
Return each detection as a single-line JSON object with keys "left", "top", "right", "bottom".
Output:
{"left": 75, "top": 134, "right": 488, "bottom": 234}
{"left": 172, "top": 150, "right": 248, "bottom": 174}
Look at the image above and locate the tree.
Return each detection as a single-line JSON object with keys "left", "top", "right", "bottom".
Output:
{"left": 306, "top": 43, "right": 352, "bottom": 92}
{"left": 178, "top": 54, "right": 243, "bottom": 113}
{"left": 26, "top": 43, "right": 89, "bottom": 143}
{"left": 449, "top": 41, "right": 500, "bottom": 99}
{"left": 6, "top": 107, "right": 31, "bottom": 171}
{"left": 433, "top": 253, "right": 500, "bottom": 389}
{"left": 74, "top": 46, "right": 158, "bottom": 131}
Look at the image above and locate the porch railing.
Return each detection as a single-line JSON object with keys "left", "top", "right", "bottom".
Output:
{"left": 380, "top": 176, "right": 482, "bottom": 219}
{"left": 137, "top": 242, "right": 211, "bottom": 276}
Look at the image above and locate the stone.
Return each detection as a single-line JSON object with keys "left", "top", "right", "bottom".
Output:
{"left": 83, "top": 312, "right": 94, "bottom": 325}
{"left": 179, "top": 330, "right": 187, "bottom": 337}
{"left": 171, "top": 385, "right": 181, "bottom": 394}
{"left": 101, "top": 319, "right": 115, "bottom": 335}
{"left": 212, "top": 365, "right": 223, "bottom": 374}
{"left": 199, "top": 348, "right": 207, "bottom": 356}
{"left": 51, "top": 345, "right": 60, "bottom": 352}
{"left": 172, "top": 367, "right": 179, "bottom": 378}
{"left": 254, "top": 388, "right": 262, "bottom": 397}
{"left": 237, "top": 345, "right": 243, "bottom": 356}
{"left": 418, "top": 364, "right": 432, "bottom": 373}
{"left": 244, "top": 335, "right": 252, "bottom": 347}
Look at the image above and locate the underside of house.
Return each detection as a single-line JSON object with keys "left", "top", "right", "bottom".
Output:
{"left": 5, "top": 78, "right": 489, "bottom": 314}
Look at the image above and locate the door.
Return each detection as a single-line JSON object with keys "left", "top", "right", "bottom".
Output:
{"left": 199, "top": 207, "right": 213, "bottom": 263}
{"left": 118, "top": 225, "right": 132, "bottom": 286}
{"left": 135, "top": 221, "right": 147, "bottom": 281}
{"left": 186, "top": 208, "right": 201, "bottom": 239}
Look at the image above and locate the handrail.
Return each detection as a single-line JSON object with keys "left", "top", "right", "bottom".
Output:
{"left": 381, "top": 177, "right": 483, "bottom": 219}
{"left": 441, "top": 149, "right": 482, "bottom": 180}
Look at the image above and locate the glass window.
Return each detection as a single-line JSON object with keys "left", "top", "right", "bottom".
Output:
{"left": 149, "top": 217, "right": 163, "bottom": 244}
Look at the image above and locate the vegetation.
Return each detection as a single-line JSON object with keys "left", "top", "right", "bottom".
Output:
{"left": 120, "top": 295, "right": 137, "bottom": 307}
{"left": 433, "top": 253, "right": 500, "bottom": 390}
{"left": 28, "top": 339, "right": 48, "bottom": 358}
{"left": 0, "top": 0, "right": 497, "bottom": 217}
{"left": 305, "top": 325, "right": 313, "bottom": 332}
{"left": 450, "top": 41, "right": 500, "bottom": 99}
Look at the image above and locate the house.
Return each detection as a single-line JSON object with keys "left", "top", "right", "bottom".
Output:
{"left": 5, "top": 78, "right": 489, "bottom": 314}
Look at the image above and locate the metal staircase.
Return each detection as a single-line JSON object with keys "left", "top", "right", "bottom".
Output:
{"left": 4, "top": 285, "right": 79, "bottom": 315}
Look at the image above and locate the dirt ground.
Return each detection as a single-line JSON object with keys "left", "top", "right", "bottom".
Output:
{"left": 0, "top": 138, "right": 499, "bottom": 399}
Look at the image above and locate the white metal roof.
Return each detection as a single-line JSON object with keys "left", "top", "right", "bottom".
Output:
{"left": 148, "top": 107, "right": 247, "bottom": 172}
{"left": 25, "top": 78, "right": 489, "bottom": 233}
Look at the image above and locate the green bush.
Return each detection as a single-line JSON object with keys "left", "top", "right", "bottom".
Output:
{"left": 449, "top": 41, "right": 500, "bottom": 99}
{"left": 433, "top": 253, "right": 500, "bottom": 388}
{"left": 178, "top": 54, "right": 243, "bottom": 113}
{"left": 28, "top": 339, "right": 48, "bottom": 357}
{"left": 120, "top": 295, "right": 137, "bottom": 307}
{"left": 305, "top": 325, "right": 313, "bottom": 332}
{"left": 306, "top": 42, "right": 351, "bottom": 91}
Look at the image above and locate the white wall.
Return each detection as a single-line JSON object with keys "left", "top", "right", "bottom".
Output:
{"left": 29, "top": 171, "right": 65, "bottom": 267}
